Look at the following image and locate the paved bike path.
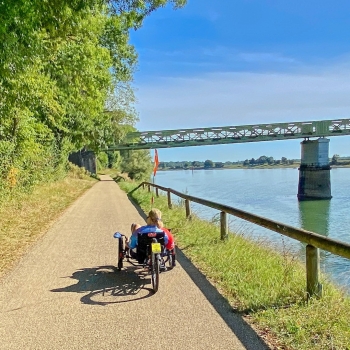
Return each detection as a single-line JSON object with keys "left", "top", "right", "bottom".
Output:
{"left": 0, "top": 175, "right": 269, "bottom": 350}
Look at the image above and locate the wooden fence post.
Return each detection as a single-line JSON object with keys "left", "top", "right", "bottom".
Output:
{"left": 306, "top": 244, "right": 322, "bottom": 298}
{"left": 156, "top": 188, "right": 159, "bottom": 197}
{"left": 185, "top": 199, "right": 191, "bottom": 219}
{"left": 167, "top": 191, "right": 172, "bottom": 209}
{"left": 147, "top": 185, "right": 151, "bottom": 192}
{"left": 220, "top": 211, "right": 228, "bottom": 240}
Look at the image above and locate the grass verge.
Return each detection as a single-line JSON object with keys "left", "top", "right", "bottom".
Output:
{"left": 119, "top": 181, "right": 350, "bottom": 350}
{"left": 0, "top": 170, "right": 97, "bottom": 278}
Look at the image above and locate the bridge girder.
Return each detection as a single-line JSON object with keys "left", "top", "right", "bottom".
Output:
{"left": 106, "top": 118, "right": 350, "bottom": 151}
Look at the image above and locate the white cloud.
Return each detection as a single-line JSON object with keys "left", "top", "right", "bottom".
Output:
{"left": 135, "top": 65, "right": 350, "bottom": 131}
{"left": 133, "top": 61, "right": 350, "bottom": 161}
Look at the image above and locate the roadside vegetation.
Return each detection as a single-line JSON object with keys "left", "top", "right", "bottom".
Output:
{"left": 0, "top": 0, "right": 185, "bottom": 198}
{"left": 118, "top": 180, "right": 350, "bottom": 350}
{"left": 0, "top": 164, "right": 96, "bottom": 278}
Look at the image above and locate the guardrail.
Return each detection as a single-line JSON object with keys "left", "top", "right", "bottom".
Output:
{"left": 139, "top": 181, "right": 350, "bottom": 298}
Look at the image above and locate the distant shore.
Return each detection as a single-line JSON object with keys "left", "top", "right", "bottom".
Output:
{"left": 158, "top": 163, "right": 350, "bottom": 171}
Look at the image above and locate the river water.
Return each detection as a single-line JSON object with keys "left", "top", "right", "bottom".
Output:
{"left": 153, "top": 168, "right": 350, "bottom": 292}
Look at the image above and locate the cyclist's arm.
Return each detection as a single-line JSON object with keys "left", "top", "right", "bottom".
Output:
{"left": 162, "top": 231, "right": 169, "bottom": 245}
{"left": 129, "top": 233, "right": 138, "bottom": 249}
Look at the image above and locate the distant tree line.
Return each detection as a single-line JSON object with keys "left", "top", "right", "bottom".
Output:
{"left": 242, "top": 156, "right": 295, "bottom": 166}
{"left": 331, "top": 155, "right": 350, "bottom": 166}
{"left": 159, "top": 156, "right": 298, "bottom": 170}
{"left": 159, "top": 155, "right": 350, "bottom": 171}
{"left": 159, "top": 160, "right": 232, "bottom": 170}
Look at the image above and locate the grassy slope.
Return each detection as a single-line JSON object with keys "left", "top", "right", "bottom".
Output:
{"left": 0, "top": 175, "right": 96, "bottom": 278}
{"left": 119, "top": 181, "right": 350, "bottom": 350}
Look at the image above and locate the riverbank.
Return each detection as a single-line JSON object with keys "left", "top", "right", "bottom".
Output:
{"left": 159, "top": 164, "right": 299, "bottom": 170}
{"left": 1, "top": 169, "right": 349, "bottom": 350}
{"left": 118, "top": 180, "right": 350, "bottom": 350}
{"left": 159, "top": 163, "right": 350, "bottom": 171}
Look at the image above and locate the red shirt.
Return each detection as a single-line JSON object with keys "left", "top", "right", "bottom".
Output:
{"left": 162, "top": 228, "right": 175, "bottom": 250}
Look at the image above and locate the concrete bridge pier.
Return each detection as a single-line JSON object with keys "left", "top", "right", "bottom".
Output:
{"left": 297, "top": 138, "right": 332, "bottom": 201}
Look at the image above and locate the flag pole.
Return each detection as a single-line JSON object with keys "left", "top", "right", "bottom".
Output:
{"left": 151, "top": 149, "right": 159, "bottom": 208}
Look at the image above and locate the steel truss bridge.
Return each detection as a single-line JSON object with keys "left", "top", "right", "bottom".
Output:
{"left": 107, "top": 118, "right": 350, "bottom": 151}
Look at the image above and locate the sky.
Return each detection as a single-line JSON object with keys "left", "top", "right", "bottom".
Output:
{"left": 129, "top": 0, "right": 350, "bottom": 162}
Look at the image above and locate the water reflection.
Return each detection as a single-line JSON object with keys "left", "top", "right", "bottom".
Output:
{"left": 298, "top": 200, "right": 330, "bottom": 236}
{"left": 297, "top": 199, "right": 331, "bottom": 264}
{"left": 297, "top": 199, "right": 350, "bottom": 291}
{"left": 156, "top": 169, "right": 350, "bottom": 292}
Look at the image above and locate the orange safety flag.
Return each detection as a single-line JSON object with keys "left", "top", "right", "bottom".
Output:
{"left": 153, "top": 149, "right": 159, "bottom": 176}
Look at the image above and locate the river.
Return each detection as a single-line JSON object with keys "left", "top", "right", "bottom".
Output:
{"left": 153, "top": 167, "right": 350, "bottom": 293}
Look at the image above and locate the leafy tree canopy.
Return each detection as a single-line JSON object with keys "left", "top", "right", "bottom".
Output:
{"left": 0, "top": 0, "right": 187, "bottom": 191}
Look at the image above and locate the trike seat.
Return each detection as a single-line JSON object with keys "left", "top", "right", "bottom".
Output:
{"left": 136, "top": 231, "right": 165, "bottom": 263}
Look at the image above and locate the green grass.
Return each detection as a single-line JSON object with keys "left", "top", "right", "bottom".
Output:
{"left": 1, "top": 170, "right": 349, "bottom": 350}
{"left": 119, "top": 181, "right": 350, "bottom": 350}
{"left": 0, "top": 168, "right": 96, "bottom": 278}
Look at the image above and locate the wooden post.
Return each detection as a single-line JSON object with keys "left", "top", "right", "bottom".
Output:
{"left": 156, "top": 188, "right": 159, "bottom": 197}
{"left": 220, "top": 211, "right": 228, "bottom": 240}
{"left": 148, "top": 185, "right": 151, "bottom": 192}
{"left": 167, "top": 191, "right": 172, "bottom": 209}
{"left": 306, "top": 245, "right": 322, "bottom": 298}
{"left": 185, "top": 199, "right": 191, "bottom": 219}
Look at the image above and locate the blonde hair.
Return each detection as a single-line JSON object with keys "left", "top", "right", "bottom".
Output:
{"left": 131, "top": 223, "right": 141, "bottom": 233}
{"left": 146, "top": 208, "right": 164, "bottom": 228}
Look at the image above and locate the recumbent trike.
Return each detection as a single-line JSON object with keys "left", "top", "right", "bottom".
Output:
{"left": 113, "top": 230, "right": 176, "bottom": 293}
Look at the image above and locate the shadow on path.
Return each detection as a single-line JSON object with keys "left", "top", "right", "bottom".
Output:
{"left": 51, "top": 265, "right": 154, "bottom": 305}
{"left": 176, "top": 248, "right": 271, "bottom": 350}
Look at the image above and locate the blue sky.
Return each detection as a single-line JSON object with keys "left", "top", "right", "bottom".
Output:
{"left": 129, "top": 0, "right": 350, "bottom": 162}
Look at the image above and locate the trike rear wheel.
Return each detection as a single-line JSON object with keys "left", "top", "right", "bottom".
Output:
{"left": 151, "top": 253, "right": 160, "bottom": 293}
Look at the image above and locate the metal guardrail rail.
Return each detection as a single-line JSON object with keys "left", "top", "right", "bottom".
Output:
{"left": 108, "top": 118, "right": 350, "bottom": 150}
{"left": 139, "top": 181, "right": 350, "bottom": 298}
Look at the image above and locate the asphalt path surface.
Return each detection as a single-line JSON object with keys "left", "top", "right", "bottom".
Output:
{"left": 0, "top": 175, "right": 269, "bottom": 350}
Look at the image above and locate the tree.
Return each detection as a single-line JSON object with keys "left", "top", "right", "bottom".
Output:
{"left": 267, "top": 156, "right": 274, "bottom": 165}
{"left": 0, "top": 0, "right": 187, "bottom": 190}
{"left": 204, "top": 160, "right": 214, "bottom": 168}
{"left": 111, "top": 0, "right": 187, "bottom": 27}
{"left": 257, "top": 156, "right": 267, "bottom": 165}
{"left": 120, "top": 150, "right": 152, "bottom": 180}
{"left": 331, "top": 154, "right": 339, "bottom": 165}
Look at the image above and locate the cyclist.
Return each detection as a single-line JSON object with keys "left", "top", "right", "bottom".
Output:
{"left": 127, "top": 223, "right": 141, "bottom": 259}
{"left": 128, "top": 208, "right": 175, "bottom": 267}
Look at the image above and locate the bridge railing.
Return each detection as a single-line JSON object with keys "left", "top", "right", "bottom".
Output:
{"left": 106, "top": 118, "right": 350, "bottom": 150}
{"left": 139, "top": 181, "right": 350, "bottom": 298}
